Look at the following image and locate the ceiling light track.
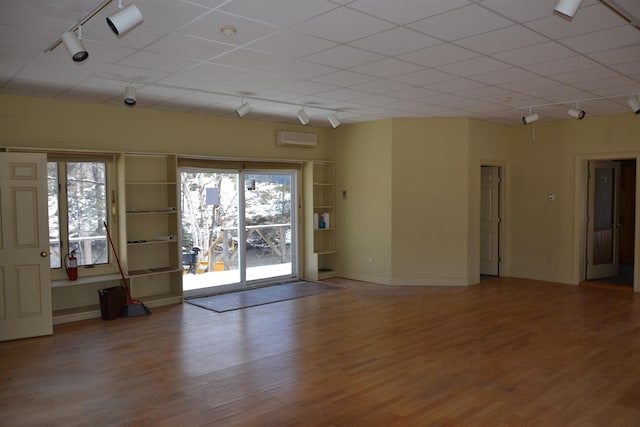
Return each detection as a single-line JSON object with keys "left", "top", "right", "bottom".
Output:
{"left": 45, "top": 0, "right": 115, "bottom": 53}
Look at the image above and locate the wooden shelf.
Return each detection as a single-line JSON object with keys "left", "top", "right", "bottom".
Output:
{"left": 128, "top": 267, "right": 180, "bottom": 277}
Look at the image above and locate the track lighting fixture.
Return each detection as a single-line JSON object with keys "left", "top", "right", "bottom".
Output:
{"left": 107, "top": 2, "right": 143, "bottom": 36}
{"left": 628, "top": 96, "right": 640, "bottom": 114}
{"left": 236, "top": 100, "right": 252, "bottom": 118}
{"left": 554, "top": 0, "right": 583, "bottom": 20}
{"left": 61, "top": 30, "right": 88, "bottom": 62}
{"left": 522, "top": 113, "right": 539, "bottom": 125}
{"left": 297, "top": 108, "right": 310, "bottom": 125}
{"left": 568, "top": 107, "right": 585, "bottom": 120}
{"left": 123, "top": 84, "right": 136, "bottom": 106}
{"left": 328, "top": 114, "right": 341, "bottom": 128}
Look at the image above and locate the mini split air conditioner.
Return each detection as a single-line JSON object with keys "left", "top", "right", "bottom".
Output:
{"left": 276, "top": 130, "right": 317, "bottom": 147}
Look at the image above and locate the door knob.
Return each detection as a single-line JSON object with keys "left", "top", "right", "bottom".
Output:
{"left": 40, "top": 251, "right": 48, "bottom": 257}
{"left": 616, "top": 222, "right": 623, "bottom": 228}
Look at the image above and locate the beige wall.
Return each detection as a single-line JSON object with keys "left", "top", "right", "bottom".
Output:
{"left": 0, "top": 94, "right": 329, "bottom": 160}
{"left": 467, "top": 119, "right": 513, "bottom": 281}
{"left": 3, "top": 94, "right": 639, "bottom": 290}
{"left": 508, "top": 114, "right": 640, "bottom": 288}
{"left": 390, "top": 118, "right": 471, "bottom": 285}
{"left": 333, "top": 120, "right": 393, "bottom": 284}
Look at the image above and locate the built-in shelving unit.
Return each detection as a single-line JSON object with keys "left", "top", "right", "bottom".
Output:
{"left": 121, "top": 154, "right": 182, "bottom": 307}
{"left": 303, "top": 160, "right": 338, "bottom": 280}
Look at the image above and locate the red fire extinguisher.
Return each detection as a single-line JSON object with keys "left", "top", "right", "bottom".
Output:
{"left": 64, "top": 250, "right": 78, "bottom": 281}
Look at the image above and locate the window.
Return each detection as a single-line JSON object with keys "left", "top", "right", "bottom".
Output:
{"left": 48, "top": 157, "right": 116, "bottom": 279}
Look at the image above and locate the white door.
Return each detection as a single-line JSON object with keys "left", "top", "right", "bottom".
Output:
{"left": 586, "top": 161, "right": 620, "bottom": 280}
{"left": 480, "top": 166, "right": 500, "bottom": 276}
{"left": 0, "top": 153, "right": 52, "bottom": 341}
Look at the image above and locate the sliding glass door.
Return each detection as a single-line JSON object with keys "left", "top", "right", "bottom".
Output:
{"left": 180, "top": 168, "right": 296, "bottom": 296}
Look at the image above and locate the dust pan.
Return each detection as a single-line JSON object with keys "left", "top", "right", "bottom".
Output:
{"left": 122, "top": 301, "right": 151, "bottom": 317}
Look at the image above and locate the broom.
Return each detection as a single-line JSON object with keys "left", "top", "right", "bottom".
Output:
{"left": 104, "top": 221, "right": 151, "bottom": 317}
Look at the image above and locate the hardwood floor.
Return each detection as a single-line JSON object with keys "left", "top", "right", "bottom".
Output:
{"left": 2, "top": 277, "right": 640, "bottom": 426}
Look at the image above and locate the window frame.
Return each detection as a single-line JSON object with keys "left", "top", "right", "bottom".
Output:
{"left": 47, "top": 153, "right": 119, "bottom": 281}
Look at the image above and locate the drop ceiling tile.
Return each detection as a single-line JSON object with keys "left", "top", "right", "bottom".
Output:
{"left": 212, "top": 49, "right": 282, "bottom": 71}
{"left": 247, "top": 30, "right": 337, "bottom": 58}
{"left": 119, "top": 51, "right": 199, "bottom": 73}
{"left": 492, "top": 42, "right": 577, "bottom": 67}
{"left": 179, "top": 11, "right": 279, "bottom": 46}
{"left": 348, "top": 27, "right": 441, "bottom": 56}
{"left": 316, "top": 88, "right": 371, "bottom": 101}
{"left": 219, "top": 0, "right": 337, "bottom": 27}
{"left": 354, "top": 94, "right": 403, "bottom": 107}
{"left": 134, "top": 0, "right": 210, "bottom": 32}
{"left": 473, "top": 68, "right": 539, "bottom": 85}
{"left": 99, "top": 64, "right": 170, "bottom": 83}
{"left": 349, "top": 58, "right": 424, "bottom": 78}
{"left": 277, "top": 80, "right": 339, "bottom": 96}
{"left": 349, "top": 79, "right": 413, "bottom": 94}
{"left": 349, "top": 0, "right": 470, "bottom": 25}
{"left": 519, "top": 85, "right": 593, "bottom": 101}
{"left": 453, "top": 85, "right": 513, "bottom": 101}
{"left": 479, "top": 0, "right": 554, "bottom": 22}
{"left": 391, "top": 68, "right": 456, "bottom": 86}
{"left": 0, "top": 47, "right": 34, "bottom": 77}
{"left": 577, "top": 75, "right": 638, "bottom": 92}
{"left": 497, "top": 77, "right": 562, "bottom": 92}
{"left": 267, "top": 59, "right": 337, "bottom": 79}
{"left": 0, "top": 24, "right": 56, "bottom": 53}
{"left": 145, "top": 33, "right": 234, "bottom": 61}
{"left": 3, "top": 78, "right": 67, "bottom": 98}
{"left": 436, "top": 56, "right": 511, "bottom": 77}
{"left": 525, "top": 4, "right": 625, "bottom": 40}
{"left": 304, "top": 45, "right": 383, "bottom": 69}
{"left": 610, "top": 61, "right": 640, "bottom": 77}
{"left": 177, "top": 62, "right": 253, "bottom": 83}
{"left": 55, "top": 78, "right": 126, "bottom": 103}
{"left": 294, "top": 7, "right": 394, "bottom": 43}
{"left": 551, "top": 66, "right": 623, "bottom": 85}
{"left": 0, "top": 0, "right": 76, "bottom": 33}
{"left": 457, "top": 25, "right": 549, "bottom": 55}
{"left": 524, "top": 56, "right": 602, "bottom": 75}
{"left": 408, "top": 5, "right": 512, "bottom": 40}
{"left": 588, "top": 45, "right": 640, "bottom": 65}
{"left": 398, "top": 43, "right": 480, "bottom": 68}
{"left": 312, "top": 70, "right": 378, "bottom": 86}
{"left": 385, "top": 86, "right": 440, "bottom": 100}
{"left": 426, "top": 78, "right": 486, "bottom": 93}
{"left": 560, "top": 25, "right": 640, "bottom": 54}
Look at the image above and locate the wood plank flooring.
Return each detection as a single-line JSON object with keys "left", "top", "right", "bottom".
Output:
{"left": 2, "top": 277, "right": 640, "bottom": 426}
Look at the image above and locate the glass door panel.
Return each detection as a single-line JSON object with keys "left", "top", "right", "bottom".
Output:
{"left": 244, "top": 172, "right": 294, "bottom": 282}
{"left": 181, "top": 168, "right": 297, "bottom": 296}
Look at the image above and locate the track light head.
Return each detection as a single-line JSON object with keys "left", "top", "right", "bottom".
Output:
{"left": 107, "top": 4, "right": 143, "bottom": 36}
{"left": 568, "top": 107, "right": 585, "bottom": 120}
{"left": 628, "top": 96, "right": 640, "bottom": 114}
{"left": 554, "top": 0, "right": 583, "bottom": 20}
{"left": 61, "top": 31, "right": 88, "bottom": 62}
{"left": 328, "top": 114, "right": 341, "bottom": 128}
{"left": 522, "top": 113, "right": 539, "bottom": 125}
{"left": 124, "top": 84, "right": 136, "bottom": 106}
{"left": 297, "top": 108, "right": 310, "bottom": 125}
{"left": 236, "top": 101, "right": 252, "bottom": 118}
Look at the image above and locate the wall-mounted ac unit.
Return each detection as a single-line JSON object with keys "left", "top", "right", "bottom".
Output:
{"left": 276, "top": 130, "right": 317, "bottom": 147}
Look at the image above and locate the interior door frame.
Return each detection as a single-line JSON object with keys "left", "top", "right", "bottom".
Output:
{"left": 574, "top": 154, "right": 639, "bottom": 292}
{"left": 478, "top": 161, "right": 508, "bottom": 280}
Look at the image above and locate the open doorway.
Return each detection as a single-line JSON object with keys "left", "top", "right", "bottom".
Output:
{"left": 584, "top": 159, "right": 636, "bottom": 289}
{"left": 180, "top": 168, "right": 297, "bottom": 297}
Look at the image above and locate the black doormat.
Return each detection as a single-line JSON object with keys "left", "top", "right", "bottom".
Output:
{"left": 185, "top": 281, "right": 340, "bottom": 313}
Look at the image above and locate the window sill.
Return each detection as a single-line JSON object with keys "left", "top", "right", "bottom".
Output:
{"left": 51, "top": 273, "right": 122, "bottom": 288}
